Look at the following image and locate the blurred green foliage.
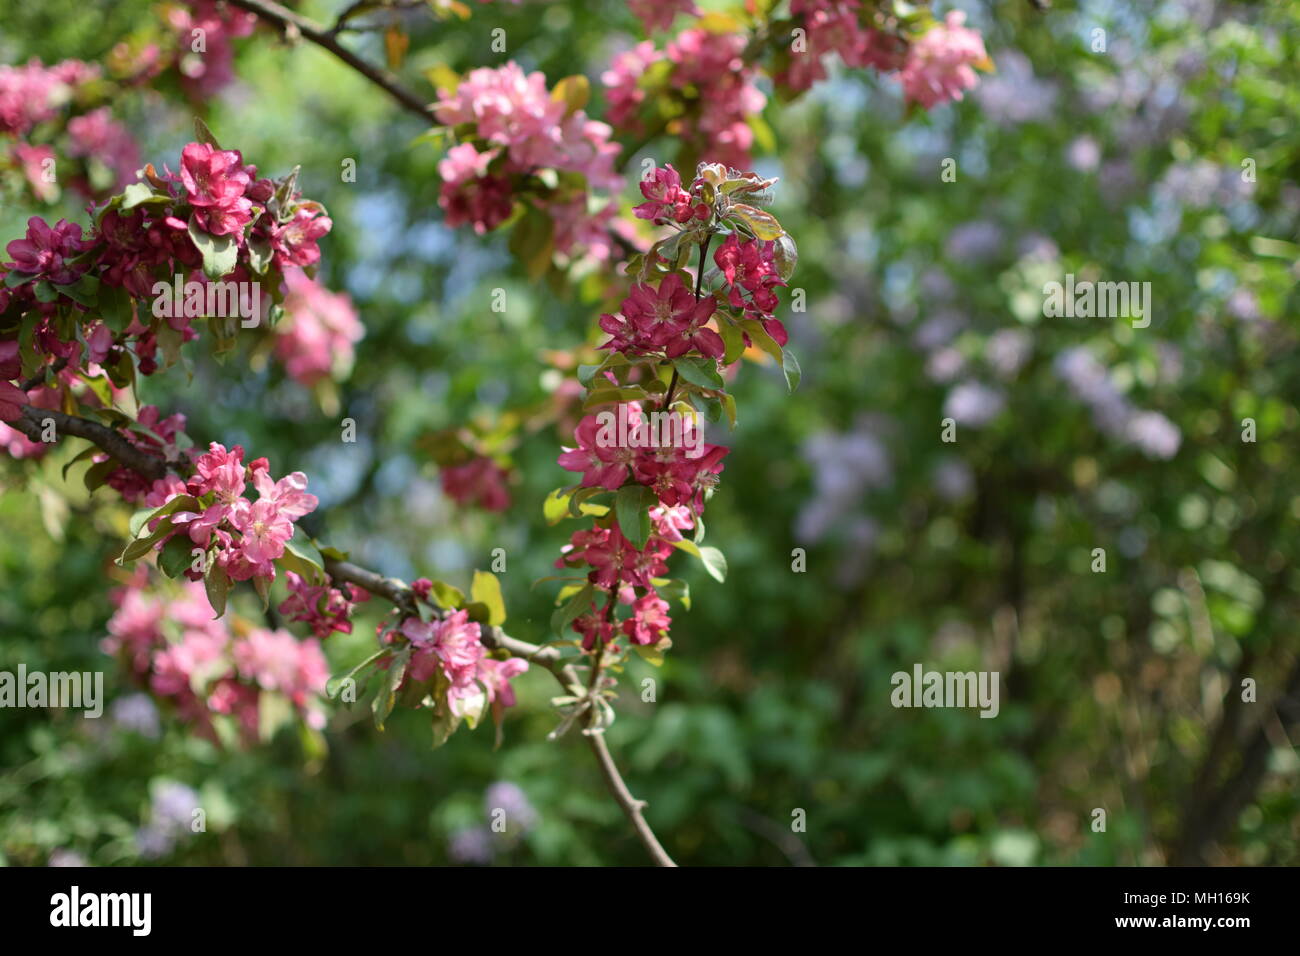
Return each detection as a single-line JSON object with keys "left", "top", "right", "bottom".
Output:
{"left": 1, "top": 0, "right": 1297, "bottom": 866}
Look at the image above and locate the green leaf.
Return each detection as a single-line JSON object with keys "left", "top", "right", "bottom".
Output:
{"left": 551, "top": 582, "right": 594, "bottom": 637}
{"left": 158, "top": 533, "right": 197, "bottom": 578}
{"left": 772, "top": 233, "right": 798, "bottom": 281}
{"left": 672, "top": 356, "right": 725, "bottom": 390}
{"left": 721, "top": 392, "right": 738, "bottom": 428}
{"left": 738, "top": 317, "right": 784, "bottom": 364}
{"left": 583, "top": 385, "right": 649, "bottom": 409}
{"left": 429, "top": 579, "right": 466, "bottom": 609}
{"left": 633, "top": 643, "right": 666, "bottom": 667}
{"left": 508, "top": 205, "right": 554, "bottom": 279}
{"left": 120, "top": 182, "right": 166, "bottom": 211}
{"left": 62, "top": 273, "right": 100, "bottom": 308}
{"left": 188, "top": 216, "right": 238, "bottom": 280}
{"left": 372, "top": 647, "right": 411, "bottom": 731}
{"left": 253, "top": 573, "right": 271, "bottom": 610}
{"left": 82, "top": 457, "right": 118, "bottom": 493}
{"left": 326, "top": 647, "right": 387, "bottom": 700}
{"left": 782, "top": 348, "right": 801, "bottom": 392}
{"left": 3, "top": 271, "right": 35, "bottom": 288}
{"left": 193, "top": 116, "right": 223, "bottom": 150}
{"left": 698, "top": 546, "right": 728, "bottom": 583}
{"left": 429, "top": 671, "right": 460, "bottom": 748}
{"left": 61, "top": 446, "right": 99, "bottom": 482}
{"left": 567, "top": 486, "right": 611, "bottom": 519}
{"left": 99, "top": 283, "right": 135, "bottom": 332}
{"left": 471, "top": 570, "right": 507, "bottom": 626}
{"left": 204, "top": 564, "right": 231, "bottom": 619}
{"left": 729, "top": 203, "right": 784, "bottom": 240}
{"left": 615, "top": 483, "right": 655, "bottom": 550}
{"left": 671, "top": 538, "right": 703, "bottom": 560}
{"left": 258, "top": 691, "right": 295, "bottom": 743}
{"left": 247, "top": 235, "right": 273, "bottom": 275}
{"left": 717, "top": 316, "right": 746, "bottom": 365}
{"left": 280, "top": 531, "right": 326, "bottom": 585}
{"left": 655, "top": 577, "right": 691, "bottom": 611}
{"left": 551, "top": 74, "right": 590, "bottom": 115}
{"left": 118, "top": 495, "right": 199, "bottom": 565}
{"left": 119, "top": 525, "right": 168, "bottom": 563}
{"left": 543, "top": 487, "right": 572, "bottom": 524}
{"left": 577, "top": 351, "right": 629, "bottom": 388}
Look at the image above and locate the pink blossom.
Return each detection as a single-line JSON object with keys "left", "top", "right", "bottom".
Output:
{"left": 600, "top": 42, "right": 663, "bottom": 128}
{"left": 634, "top": 164, "right": 707, "bottom": 224}
{"left": 275, "top": 269, "right": 363, "bottom": 386}
{"left": 713, "top": 234, "right": 785, "bottom": 313}
{"left": 178, "top": 142, "right": 253, "bottom": 237}
{"left": 0, "top": 60, "right": 70, "bottom": 135}
{"left": 268, "top": 206, "right": 333, "bottom": 268}
{"left": 278, "top": 571, "right": 366, "bottom": 639}
{"left": 618, "top": 273, "right": 720, "bottom": 356}
{"left": 558, "top": 410, "right": 641, "bottom": 490}
{"left": 629, "top": 0, "right": 698, "bottom": 34}
{"left": 898, "top": 11, "right": 989, "bottom": 109}
{"left": 5, "top": 217, "right": 91, "bottom": 284}
{"left": 13, "top": 144, "right": 57, "bottom": 202}
{"left": 621, "top": 591, "right": 671, "bottom": 645}
{"left": 477, "top": 657, "right": 529, "bottom": 709}
{"left": 66, "top": 107, "right": 141, "bottom": 190}
{"left": 168, "top": 1, "right": 257, "bottom": 100}
{"left": 441, "top": 457, "right": 512, "bottom": 511}
{"left": 649, "top": 504, "right": 694, "bottom": 541}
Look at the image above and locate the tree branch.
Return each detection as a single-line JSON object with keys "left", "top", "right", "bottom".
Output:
{"left": 18, "top": 406, "right": 676, "bottom": 866}
{"left": 585, "top": 731, "right": 677, "bottom": 867}
{"left": 324, "top": 555, "right": 677, "bottom": 867}
{"left": 10, "top": 405, "right": 171, "bottom": 480}
{"left": 225, "top": 0, "right": 437, "bottom": 124}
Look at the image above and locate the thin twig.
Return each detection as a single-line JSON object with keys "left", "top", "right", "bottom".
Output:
{"left": 226, "top": 0, "right": 436, "bottom": 123}
{"left": 17, "top": 406, "right": 676, "bottom": 865}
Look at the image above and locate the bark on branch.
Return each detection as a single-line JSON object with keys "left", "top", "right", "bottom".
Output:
{"left": 225, "top": 0, "right": 437, "bottom": 123}
{"left": 15, "top": 404, "right": 677, "bottom": 866}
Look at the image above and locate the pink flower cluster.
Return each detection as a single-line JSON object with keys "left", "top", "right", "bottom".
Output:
{"left": 66, "top": 107, "right": 142, "bottom": 191}
{"left": 780, "top": 0, "right": 908, "bottom": 92}
{"left": 279, "top": 571, "right": 369, "bottom": 639}
{"left": 897, "top": 11, "right": 989, "bottom": 109}
{"left": 0, "top": 59, "right": 93, "bottom": 136}
{"left": 603, "top": 30, "right": 767, "bottom": 169}
{"left": 0, "top": 58, "right": 143, "bottom": 201}
{"left": 275, "top": 268, "right": 364, "bottom": 387}
{"left": 628, "top": 0, "right": 698, "bottom": 34}
{"left": 555, "top": 526, "right": 675, "bottom": 650}
{"left": 433, "top": 62, "right": 623, "bottom": 255}
{"left": 386, "top": 608, "right": 529, "bottom": 717}
{"left": 104, "top": 576, "right": 330, "bottom": 742}
{"left": 166, "top": 0, "right": 258, "bottom": 100}
{"left": 550, "top": 163, "right": 797, "bottom": 653}
{"left": 99, "top": 405, "right": 194, "bottom": 504}
{"left": 0, "top": 141, "right": 340, "bottom": 413}
{"left": 634, "top": 164, "right": 709, "bottom": 225}
{"left": 559, "top": 403, "right": 729, "bottom": 509}
{"left": 166, "top": 442, "right": 319, "bottom": 584}
{"left": 598, "top": 273, "right": 724, "bottom": 359}
{"left": 441, "top": 456, "right": 512, "bottom": 512}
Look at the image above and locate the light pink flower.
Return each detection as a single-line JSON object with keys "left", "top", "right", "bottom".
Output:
{"left": 898, "top": 11, "right": 989, "bottom": 109}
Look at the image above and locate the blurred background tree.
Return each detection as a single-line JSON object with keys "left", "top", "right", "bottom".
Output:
{"left": 1, "top": 0, "right": 1297, "bottom": 866}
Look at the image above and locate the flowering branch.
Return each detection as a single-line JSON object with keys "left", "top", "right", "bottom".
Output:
{"left": 10, "top": 405, "right": 170, "bottom": 479}
{"left": 322, "top": 555, "right": 676, "bottom": 866}
{"left": 5, "top": 395, "right": 677, "bottom": 864}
